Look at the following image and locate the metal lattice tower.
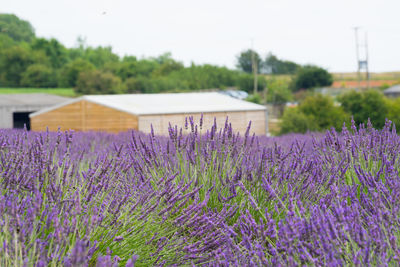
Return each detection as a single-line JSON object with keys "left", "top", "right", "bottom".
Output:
{"left": 354, "top": 27, "right": 370, "bottom": 90}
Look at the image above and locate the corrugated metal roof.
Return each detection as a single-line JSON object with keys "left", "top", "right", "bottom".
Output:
{"left": 31, "top": 92, "right": 266, "bottom": 117}
{"left": 384, "top": 85, "right": 400, "bottom": 94}
{"left": 0, "top": 94, "right": 70, "bottom": 106}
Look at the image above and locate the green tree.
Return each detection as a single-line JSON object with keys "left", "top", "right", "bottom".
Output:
{"left": 124, "top": 77, "right": 143, "bottom": 93}
{"left": 236, "top": 49, "right": 262, "bottom": 73}
{"left": 83, "top": 46, "right": 119, "bottom": 68}
{"left": 68, "top": 37, "right": 87, "bottom": 60}
{"left": 75, "top": 70, "right": 124, "bottom": 95}
{"left": 101, "top": 61, "right": 120, "bottom": 75}
{"left": 167, "top": 64, "right": 237, "bottom": 90}
{"left": 266, "top": 78, "right": 292, "bottom": 104}
{"left": 0, "top": 34, "right": 15, "bottom": 50}
{"left": 264, "top": 53, "right": 300, "bottom": 74}
{"left": 291, "top": 65, "right": 333, "bottom": 91}
{"left": 236, "top": 73, "right": 266, "bottom": 93}
{"left": 0, "top": 14, "right": 35, "bottom": 42}
{"left": 20, "top": 64, "right": 56, "bottom": 87}
{"left": 152, "top": 61, "right": 184, "bottom": 76}
{"left": 0, "top": 45, "right": 48, "bottom": 86}
{"left": 151, "top": 53, "right": 184, "bottom": 76}
{"left": 113, "top": 56, "right": 138, "bottom": 80}
{"left": 31, "top": 38, "right": 68, "bottom": 68}
{"left": 152, "top": 52, "right": 175, "bottom": 64}
{"left": 131, "top": 59, "right": 159, "bottom": 77}
{"left": 69, "top": 43, "right": 119, "bottom": 68}
{"left": 58, "top": 58, "right": 95, "bottom": 87}
{"left": 124, "top": 76, "right": 178, "bottom": 94}
{"left": 338, "top": 89, "right": 388, "bottom": 129}
{"left": 114, "top": 58, "right": 160, "bottom": 80}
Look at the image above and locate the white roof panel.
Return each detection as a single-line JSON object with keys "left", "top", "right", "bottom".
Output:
{"left": 85, "top": 93, "right": 265, "bottom": 115}
{"left": 30, "top": 92, "right": 266, "bottom": 117}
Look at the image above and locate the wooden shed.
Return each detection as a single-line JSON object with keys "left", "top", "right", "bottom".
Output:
{"left": 30, "top": 93, "right": 267, "bottom": 135}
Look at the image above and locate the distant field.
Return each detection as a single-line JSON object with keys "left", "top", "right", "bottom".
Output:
{"left": 264, "top": 72, "right": 400, "bottom": 82}
{"left": 0, "top": 88, "right": 75, "bottom": 97}
{"left": 263, "top": 74, "right": 292, "bottom": 81}
{"left": 331, "top": 80, "right": 399, "bottom": 89}
{"left": 333, "top": 71, "right": 400, "bottom": 81}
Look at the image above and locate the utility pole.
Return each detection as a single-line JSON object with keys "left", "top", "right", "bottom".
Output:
{"left": 251, "top": 39, "right": 258, "bottom": 95}
{"left": 354, "top": 27, "right": 361, "bottom": 91}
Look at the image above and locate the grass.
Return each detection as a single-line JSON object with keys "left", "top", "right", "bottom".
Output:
{"left": 0, "top": 87, "right": 76, "bottom": 97}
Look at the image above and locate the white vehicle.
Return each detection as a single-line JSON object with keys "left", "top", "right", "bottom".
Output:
{"left": 218, "top": 90, "right": 249, "bottom": 100}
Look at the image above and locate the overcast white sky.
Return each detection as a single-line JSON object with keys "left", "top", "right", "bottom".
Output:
{"left": 2, "top": 0, "right": 400, "bottom": 72}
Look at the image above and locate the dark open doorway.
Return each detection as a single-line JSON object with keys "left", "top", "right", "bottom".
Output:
{"left": 13, "top": 112, "right": 32, "bottom": 130}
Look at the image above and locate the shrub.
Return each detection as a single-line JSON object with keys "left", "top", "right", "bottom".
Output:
{"left": 299, "top": 94, "right": 348, "bottom": 130}
{"left": 279, "top": 107, "right": 317, "bottom": 134}
{"left": 338, "top": 89, "right": 388, "bottom": 129}
{"left": 75, "top": 70, "right": 124, "bottom": 95}
{"left": 280, "top": 94, "right": 348, "bottom": 134}
{"left": 245, "top": 94, "right": 262, "bottom": 104}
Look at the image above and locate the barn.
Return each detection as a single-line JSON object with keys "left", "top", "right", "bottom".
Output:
{"left": 30, "top": 92, "right": 268, "bottom": 135}
{"left": 0, "top": 94, "right": 69, "bottom": 130}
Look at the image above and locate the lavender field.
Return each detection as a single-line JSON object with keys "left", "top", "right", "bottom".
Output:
{"left": 1, "top": 118, "right": 400, "bottom": 266}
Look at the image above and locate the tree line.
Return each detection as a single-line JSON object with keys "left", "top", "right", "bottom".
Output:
{"left": 0, "top": 14, "right": 333, "bottom": 97}
{"left": 0, "top": 14, "right": 245, "bottom": 94}
{"left": 0, "top": 14, "right": 262, "bottom": 95}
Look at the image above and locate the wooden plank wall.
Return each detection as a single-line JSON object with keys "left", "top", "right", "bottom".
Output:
{"left": 138, "top": 110, "right": 266, "bottom": 136}
{"left": 31, "top": 100, "right": 138, "bottom": 132}
{"left": 31, "top": 101, "right": 83, "bottom": 131}
{"left": 83, "top": 101, "right": 138, "bottom": 132}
